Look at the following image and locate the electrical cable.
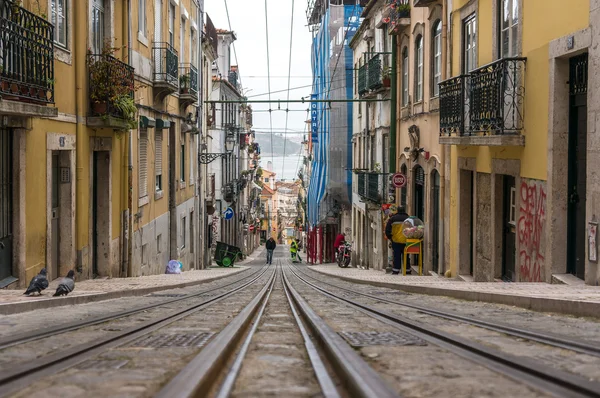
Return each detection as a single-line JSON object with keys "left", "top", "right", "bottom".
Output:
{"left": 223, "top": 0, "right": 242, "bottom": 90}
{"left": 282, "top": 0, "right": 295, "bottom": 178}
{"left": 264, "top": 0, "right": 275, "bottom": 168}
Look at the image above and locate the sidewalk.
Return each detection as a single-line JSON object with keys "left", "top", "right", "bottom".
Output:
{"left": 308, "top": 264, "right": 600, "bottom": 319}
{"left": 0, "top": 247, "right": 265, "bottom": 315}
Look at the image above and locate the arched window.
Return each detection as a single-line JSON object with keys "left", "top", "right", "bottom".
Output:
{"left": 401, "top": 47, "right": 409, "bottom": 106}
{"left": 415, "top": 35, "right": 424, "bottom": 103}
{"left": 432, "top": 21, "right": 442, "bottom": 97}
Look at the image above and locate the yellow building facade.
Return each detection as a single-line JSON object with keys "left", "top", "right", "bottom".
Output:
{"left": 441, "top": 0, "right": 596, "bottom": 283}
{"left": 0, "top": 0, "right": 201, "bottom": 288}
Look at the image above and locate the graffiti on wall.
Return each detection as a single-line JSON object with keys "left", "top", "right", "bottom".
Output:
{"left": 211, "top": 215, "right": 220, "bottom": 249}
{"left": 518, "top": 180, "right": 547, "bottom": 282}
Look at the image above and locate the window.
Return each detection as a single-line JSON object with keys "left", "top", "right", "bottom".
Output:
{"left": 51, "top": 0, "right": 67, "bottom": 47}
{"left": 155, "top": 130, "right": 163, "bottom": 191}
{"left": 191, "top": 29, "right": 197, "bottom": 65}
{"left": 157, "top": 234, "right": 162, "bottom": 253}
{"left": 169, "top": 3, "right": 175, "bottom": 46}
{"left": 432, "top": 20, "right": 442, "bottom": 97}
{"left": 181, "top": 216, "right": 186, "bottom": 248}
{"left": 415, "top": 35, "right": 423, "bottom": 103}
{"left": 264, "top": 178, "right": 269, "bottom": 183}
{"left": 354, "top": 62, "right": 357, "bottom": 95}
{"left": 180, "top": 134, "right": 185, "bottom": 182}
{"left": 91, "top": 0, "right": 105, "bottom": 54}
{"left": 139, "top": 130, "right": 148, "bottom": 199}
{"left": 500, "top": 0, "right": 519, "bottom": 58}
{"left": 180, "top": 17, "right": 185, "bottom": 62}
{"left": 138, "top": 0, "right": 146, "bottom": 35}
{"left": 464, "top": 15, "right": 477, "bottom": 72}
{"left": 189, "top": 136, "right": 194, "bottom": 183}
{"left": 401, "top": 47, "right": 409, "bottom": 106}
{"left": 189, "top": 211, "right": 194, "bottom": 253}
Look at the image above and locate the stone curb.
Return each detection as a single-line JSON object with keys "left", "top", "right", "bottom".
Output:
{"left": 0, "top": 267, "right": 251, "bottom": 316}
{"left": 309, "top": 267, "right": 600, "bottom": 319}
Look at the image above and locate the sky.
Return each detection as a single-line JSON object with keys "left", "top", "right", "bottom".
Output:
{"left": 205, "top": 0, "right": 314, "bottom": 147}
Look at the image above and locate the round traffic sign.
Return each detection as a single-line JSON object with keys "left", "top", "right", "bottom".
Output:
{"left": 391, "top": 173, "right": 407, "bottom": 188}
{"left": 223, "top": 207, "right": 235, "bottom": 220}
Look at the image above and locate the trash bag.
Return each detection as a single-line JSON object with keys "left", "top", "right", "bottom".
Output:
{"left": 166, "top": 260, "right": 183, "bottom": 274}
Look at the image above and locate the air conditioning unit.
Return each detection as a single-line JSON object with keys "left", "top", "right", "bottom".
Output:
{"left": 363, "top": 29, "right": 374, "bottom": 40}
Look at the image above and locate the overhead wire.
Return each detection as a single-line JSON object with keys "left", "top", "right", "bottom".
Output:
{"left": 282, "top": 0, "right": 295, "bottom": 178}
{"left": 223, "top": 0, "right": 243, "bottom": 90}
{"left": 264, "top": 0, "right": 275, "bottom": 168}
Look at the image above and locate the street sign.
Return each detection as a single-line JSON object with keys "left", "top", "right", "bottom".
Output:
{"left": 223, "top": 207, "right": 235, "bottom": 220}
{"left": 391, "top": 173, "right": 407, "bottom": 188}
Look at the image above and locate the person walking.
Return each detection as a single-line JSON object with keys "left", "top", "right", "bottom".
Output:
{"left": 265, "top": 237, "right": 276, "bottom": 264}
{"left": 385, "top": 206, "right": 410, "bottom": 275}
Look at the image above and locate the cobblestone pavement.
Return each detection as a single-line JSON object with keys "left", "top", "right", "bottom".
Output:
{"left": 291, "top": 264, "right": 600, "bottom": 384}
{"left": 283, "top": 264, "right": 550, "bottom": 398}
{"left": 309, "top": 264, "right": 600, "bottom": 317}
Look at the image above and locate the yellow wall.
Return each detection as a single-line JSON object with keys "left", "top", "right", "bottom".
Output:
{"left": 446, "top": 0, "right": 590, "bottom": 276}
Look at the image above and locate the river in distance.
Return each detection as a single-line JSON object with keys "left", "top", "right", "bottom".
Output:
{"left": 260, "top": 154, "right": 303, "bottom": 181}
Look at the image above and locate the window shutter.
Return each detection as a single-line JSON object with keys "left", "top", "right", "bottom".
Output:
{"left": 155, "top": 130, "right": 163, "bottom": 177}
{"left": 189, "top": 137, "right": 194, "bottom": 183}
{"left": 139, "top": 130, "right": 148, "bottom": 198}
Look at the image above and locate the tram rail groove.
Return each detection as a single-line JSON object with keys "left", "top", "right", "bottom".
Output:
{"left": 292, "top": 264, "right": 600, "bottom": 358}
{"left": 287, "top": 265, "right": 600, "bottom": 398}
{"left": 282, "top": 266, "right": 400, "bottom": 398}
{"left": 0, "top": 266, "right": 275, "bottom": 397}
{"left": 155, "top": 264, "right": 277, "bottom": 398}
{"left": 0, "top": 265, "right": 268, "bottom": 351}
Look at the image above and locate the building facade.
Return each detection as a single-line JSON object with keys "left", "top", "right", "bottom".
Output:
{"left": 441, "top": 0, "right": 599, "bottom": 285}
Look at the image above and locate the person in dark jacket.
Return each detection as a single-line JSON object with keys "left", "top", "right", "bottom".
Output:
{"left": 265, "top": 237, "right": 276, "bottom": 264}
{"left": 385, "top": 206, "right": 410, "bottom": 275}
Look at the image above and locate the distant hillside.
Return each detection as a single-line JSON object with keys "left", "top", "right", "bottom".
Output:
{"left": 254, "top": 133, "right": 301, "bottom": 157}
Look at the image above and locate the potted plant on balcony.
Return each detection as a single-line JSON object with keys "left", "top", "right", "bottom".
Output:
{"left": 382, "top": 66, "right": 391, "bottom": 88}
{"left": 397, "top": 1, "right": 410, "bottom": 18}
{"left": 179, "top": 74, "right": 190, "bottom": 94}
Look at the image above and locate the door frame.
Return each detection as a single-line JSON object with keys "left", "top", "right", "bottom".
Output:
{"left": 46, "top": 134, "right": 76, "bottom": 281}
{"left": 430, "top": 168, "right": 441, "bottom": 274}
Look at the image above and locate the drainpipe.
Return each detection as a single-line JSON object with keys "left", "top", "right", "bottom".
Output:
{"left": 73, "top": 0, "right": 84, "bottom": 277}
{"left": 390, "top": 35, "right": 398, "bottom": 175}
{"left": 439, "top": 0, "right": 448, "bottom": 276}
{"left": 127, "top": 0, "right": 134, "bottom": 277}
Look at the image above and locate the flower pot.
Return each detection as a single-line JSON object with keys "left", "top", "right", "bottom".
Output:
{"left": 20, "top": 85, "right": 28, "bottom": 95}
{"left": 0, "top": 80, "right": 9, "bottom": 91}
{"left": 10, "top": 83, "right": 18, "bottom": 94}
{"left": 92, "top": 102, "right": 108, "bottom": 115}
{"left": 383, "top": 77, "right": 391, "bottom": 87}
{"left": 39, "top": 89, "right": 47, "bottom": 99}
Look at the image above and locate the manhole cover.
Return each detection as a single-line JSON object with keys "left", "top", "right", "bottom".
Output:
{"left": 147, "top": 293, "right": 187, "bottom": 298}
{"left": 128, "top": 332, "right": 214, "bottom": 348}
{"left": 339, "top": 331, "right": 427, "bottom": 347}
{"left": 77, "top": 359, "right": 129, "bottom": 370}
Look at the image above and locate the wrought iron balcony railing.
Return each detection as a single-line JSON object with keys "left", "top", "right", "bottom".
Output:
{"left": 367, "top": 54, "right": 383, "bottom": 90}
{"left": 358, "top": 64, "right": 367, "bottom": 95}
{"left": 88, "top": 54, "right": 135, "bottom": 118}
{"left": 439, "top": 58, "right": 526, "bottom": 136}
{"left": 0, "top": 0, "right": 54, "bottom": 104}
{"left": 153, "top": 42, "right": 178, "bottom": 86}
{"left": 179, "top": 63, "right": 198, "bottom": 96}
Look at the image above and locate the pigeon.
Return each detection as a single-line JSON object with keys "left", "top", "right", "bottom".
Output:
{"left": 23, "top": 268, "right": 49, "bottom": 296}
{"left": 53, "top": 270, "right": 75, "bottom": 297}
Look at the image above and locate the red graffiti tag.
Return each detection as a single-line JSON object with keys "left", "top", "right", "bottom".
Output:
{"left": 517, "top": 181, "right": 546, "bottom": 282}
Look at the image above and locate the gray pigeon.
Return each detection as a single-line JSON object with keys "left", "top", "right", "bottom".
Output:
{"left": 53, "top": 270, "right": 75, "bottom": 297}
{"left": 23, "top": 268, "right": 49, "bottom": 295}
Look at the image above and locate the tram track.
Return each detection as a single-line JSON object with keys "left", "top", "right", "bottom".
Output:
{"left": 286, "top": 264, "right": 600, "bottom": 398}
{"left": 0, "top": 264, "right": 274, "bottom": 397}
{"left": 0, "top": 264, "right": 267, "bottom": 350}
{"left": 290, "top": 263, "right": 600, "bottom": 358}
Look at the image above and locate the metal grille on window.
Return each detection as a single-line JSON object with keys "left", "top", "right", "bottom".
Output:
{"left": 155, "top": 130, "right": 162, "bottom": 191}
{"left": 139, "top": 130, "right": 148, "bottom": 198}
{"left": 416, "top": 167, "right": 425, "bottom": 185}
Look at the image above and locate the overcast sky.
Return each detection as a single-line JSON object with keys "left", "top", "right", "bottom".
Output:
{"left": 205, "top": 0, "right": 314, "bottom": 144}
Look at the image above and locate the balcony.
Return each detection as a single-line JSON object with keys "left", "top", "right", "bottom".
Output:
{"left": 361, "top": 53, "right": 390, "bottom": 98}
{"left": 413, "top": 0, "right": 438, "bottom": 7}
{"left": 387, "top": 0, "right": 411, "bottom": 35}
{"left": 179, "top": 63, "right": 198, "bottom": 107}
{"left": 87, "top": 53, "right": 136, "bottom": 129}
{"left": 439, "top": 58, "right": 526, "bottom": 146}
{"left": 357, "top": 172, "right": 385, "bottom": 204}
{"left": 0, "top": 0, "right": 57, "bottom": 118}
{"left": 153, "top": 42, "right": 178, "bottom": 97}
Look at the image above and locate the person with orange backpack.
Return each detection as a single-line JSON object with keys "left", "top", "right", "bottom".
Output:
{"left": 385, "top": 206, "right": 410, "bottom": 275}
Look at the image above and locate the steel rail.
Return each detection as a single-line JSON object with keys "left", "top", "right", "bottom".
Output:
{"left": 287, "top": 265, "right": 600, "bottom": 398}
{"left": 0, "top": 265, "right": 264, "bottom": 350}
{"left": 155, "top": 264, "right": 277, "bottom": 398}
{"left": 281, "top": 266, "right": 400, "bottom": 398}
{"left": 0, "top": 265, "right": 274, "bottom": 397}
{"left": 291, "top": 264, "right": 600, "bottom": 357}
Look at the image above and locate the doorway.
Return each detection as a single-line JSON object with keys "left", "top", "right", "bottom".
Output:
{"left": 458, "top": 169, "right": 474, "bottom": 276}
{"left": 413, "top": 165, "right": 425, "bottom": 221}
{"left": 502, "top": 175, "right": 516, "bottom": 281}
{"left": 92, "top": 151, "right": 111, "bottom": 277}
{"left": 567, "top": 53, "right": 588, "bottom": 280}
{"left": 431, "top": 170, "right": 440, "bottom": 273}
{"left": 0, "top": 128, "right": 13, "bottom": 283}
{"left": 51, "top": 153, "right": 60, "bottom": 280}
